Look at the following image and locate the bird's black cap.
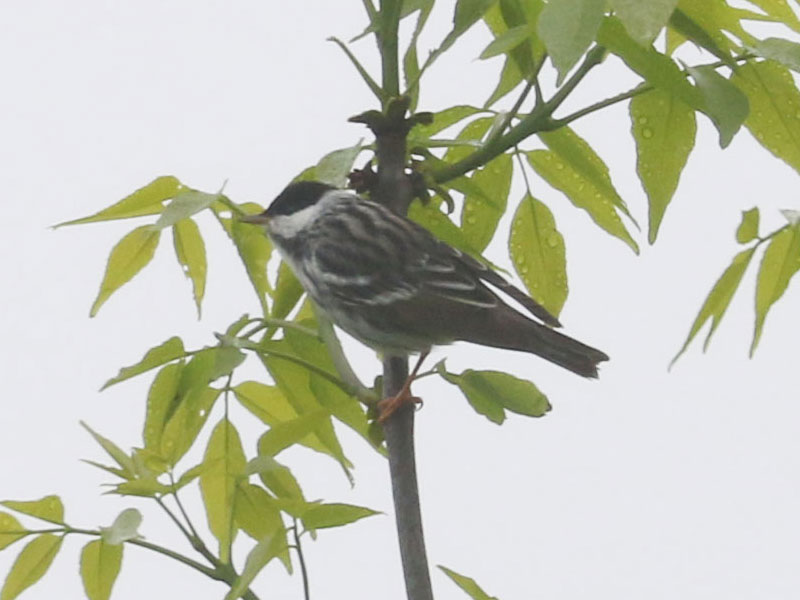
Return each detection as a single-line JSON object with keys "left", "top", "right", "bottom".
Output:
{"left": 266, "top": 181, "right": 336, "bottom": 217}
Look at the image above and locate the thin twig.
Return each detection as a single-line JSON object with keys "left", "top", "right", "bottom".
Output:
{"left": 293, "top": 520, "right": 311, "bottom": 600}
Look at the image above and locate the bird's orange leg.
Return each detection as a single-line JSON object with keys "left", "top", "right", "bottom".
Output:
{"left": 378, "top": 350, "right": 430, "bottom": 423}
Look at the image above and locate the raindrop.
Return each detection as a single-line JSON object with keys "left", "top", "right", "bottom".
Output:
{"left": 638, "top": 116, "right": 648, "bottom": 125}
{"left": 546, "top": 233, "right": 559, "bottom": 247}
{"left": 555, "top": 162, "right": 565, "bottom": 171}
{"left": 642, "top": 127, "right": 653, "bottom": 139}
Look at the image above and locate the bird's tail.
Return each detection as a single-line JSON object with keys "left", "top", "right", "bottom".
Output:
{"left": 465, "top": 312, "right": 609, "bottom": 378}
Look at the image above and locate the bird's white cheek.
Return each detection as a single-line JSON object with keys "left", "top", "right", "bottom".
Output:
{"left": 267, "top": 204, "right": 320, "bottom": 238}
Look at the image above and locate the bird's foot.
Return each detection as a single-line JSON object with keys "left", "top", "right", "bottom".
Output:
{"left": 377, "top": 392, "right": 423, "bottom": 423}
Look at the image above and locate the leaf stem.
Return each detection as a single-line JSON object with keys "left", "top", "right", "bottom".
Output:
{"left": 378, "top": 0, "right": 403, "bottom": 102}
{"left": 292, "top": 520, "right": 311, "bottom": 600}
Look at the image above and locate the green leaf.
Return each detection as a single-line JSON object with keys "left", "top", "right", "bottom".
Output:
{"left": 100, "top": 508, "right": 142, "bottom": 545}
{"left": 262, "top": 346, "right": 354, "bottom": 473}
{"left": 745, "top": 0, "right": 800, "bottom": 33}
{"left": 526, "top": 146, "right": 638, "bottom": 253}
{"left": 461, "top": 154, "right": 512, "bottom": 252}
{"left": 200, "top": 419, "right": 246, "bottom": 564}
{"left": 732, "top": 60, "right": 800, "bottom": 175}
{"left": 402, "top": 0, "right": 434, "bottom": 111}
{"left": 101, "top": 336, "right": 185, "bottom": 390}
{"left": 174, "top": 463, "right": 207, "bottom": 490}
{"left": 485, "top": 55, "right": 524, "bottom": 107}
{"left": 54, "top": 176, "right": 181, "bottom": 228}
{"left": 672, "top": 247, "right": 756, "bottom": 364}
{"left": 676, "top": 0, "right": 758, "bottom": 49}
{"left": 609, "top": 0, "right": 678, "bottom": 45}
{"left": 440, "top": 369, "right": 550, "bottom": 424}
{"left": 409, "top": 200, "right": 485, "bottom": 258}
{"left": 0, "top": 534, "right": 62, "bottom": 600}
{"left": 752, "top": 38, "right": 800, "bottom": 73}
{"left": 410, "top": 105, "right": 486, "bottom": 142}
{"left": 509, "top": 194, "right": 567, "bottom": 317}
{"left": 597, "top": 17, "right": 703, "bottom": 108}
{"left": 444, "top": 117, "right": 494, "bottom": 164}
{"left": 153, "top": 190, "right": 219, "bottom": 230}
{"left": 668, "top": 8, "right": 733, "bottom": 64}
{"left": 538, "top": 0, "right": 604, "bottom": 84}
{"left": 110, "top": 478, "right": 170, "bottom": 497}
{"left": 284, "top": 324, "right": 378, "bottom": 452}
{"left": 142, "top": 362, "right": 183, "bottom": 452}
{"left": 159, "top": 385, "right": 221, "bottom": 466}
{"left": 479, "top": 24, "right": 532, "bottom": 59}
{"left": 224, "top": 533, "right": 288, "bottom": 600}
{"left": 1, "top": 497, "right": 64, "bottom": 525}
{"left": 80, "top": 422, "right": 135, "bottom": 478}
{"left": 751, "top": 225, "right": 800, "bottom": 355}
{"left": 439, "top": 566, "right": 498, "bottom": 600}
{"left": 246, "top": 456, "right": 305, "bottom": 501}
{"left": 484, "top": 0, "right": 545, "bottom": 78}
{"left": 316, "top": 142, "right": 364, "bottom": 188}
{"left": 686, "top": 65, "right": 749, "bottom": 148}
{"left": 90, "top": 225, "right": 161, "bottom": 317}
{"left": 80, "top": 540, "right": 122, "bottom": 600}
{"left": 736, "top": 208, "right": 760, "bottom": 244}
{"left": 301, "top": 503, "right": 380, "bottom": 530}
{"left": 257, "top": 411, "right": 330, "bottom": 457}
{"left": 272, "top": 261, "right": 305, "bottom": 320}
{"left": 230, "top": 209, "right": 273, "bottom": 312}
{"left": 0, "top": 513, "right": 26, "bottom": 551}
{"left": 234, "top": 483, "right": 284, "bottom": 541}
{"left": 173, "top": 218, "right": 207, "bottom": 318}
{"left": 629, "top": 88, "right": 697, "bottom": 243}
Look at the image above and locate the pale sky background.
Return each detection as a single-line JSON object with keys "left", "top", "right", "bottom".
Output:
{"left": 2, "top": 2, "right": 800, "bottom": 600}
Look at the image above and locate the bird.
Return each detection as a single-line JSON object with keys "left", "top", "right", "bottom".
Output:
{"left": 241, "top": 180, "right": 608, "bottom": 420}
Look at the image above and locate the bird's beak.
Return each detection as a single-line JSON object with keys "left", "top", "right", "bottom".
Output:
{"left": 239, "top": 212, "right": 270, "bottom": 225}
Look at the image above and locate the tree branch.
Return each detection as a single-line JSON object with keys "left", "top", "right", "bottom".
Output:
{"left": 378, "top": 0, "right": 403, "bottom": 102}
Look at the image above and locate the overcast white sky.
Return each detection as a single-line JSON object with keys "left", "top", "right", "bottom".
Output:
{"left": 2, "top": 2, "right": 800, "bottom": 600}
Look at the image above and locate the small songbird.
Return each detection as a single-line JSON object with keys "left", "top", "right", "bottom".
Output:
{"left": 241, "top": 181, "right": 608, "bottom": 419}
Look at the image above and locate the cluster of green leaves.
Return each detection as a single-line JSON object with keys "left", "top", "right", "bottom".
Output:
{"left": 4, "top": 135, "right": 553, "bottom": 597}
{"left": 344, "top": 0, "right": 800, "bottom": 355}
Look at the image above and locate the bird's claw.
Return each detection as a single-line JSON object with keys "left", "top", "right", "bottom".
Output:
{"left": 377, "top": 393, "right": 423, "bottom": 423}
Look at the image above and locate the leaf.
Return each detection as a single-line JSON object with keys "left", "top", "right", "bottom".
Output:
{"left": 153, "top": 190, "right": 219, "bottom": 230}
{"left": 440, "top": 369, "right": 550, "bottom": 424}
{"left": 485, "top": 55, "right": 524, "bottom": 107}
{"left": 142, "top": 362, "right": 183, "bottom": 452}
{"left": 479, "top": 24, "right": 532, "bottom": 59}
{"left": 444, "top": 117, "right": 494, "bottom": 164}
{"left": 439, "top": 566, "right": 498, "bottom": 600}
{"left": 736, "top": 208, "right": 760, "bottom": 244}
{"left": 262, "top": 348, "right": 353, "bottom": 473}
{"left": 257, "top": 411, "right": 330, "bottom": 457}
{"left": 246, "top": 456, "right": 305, "bottom": 501}
{"left": 90, "top": 225, "right": 161, "bottom": 317}
{"left": 200, "top": 419, "right": 246, "bottom": 564}
{"left": 272, "top": 261, "right": 305, "bottom": 320}
{"left": 301, "top": 503, "right": 380, "bottom": 530}
{"left": 173, "top": 218, "right": 207, "bottom": 317}
{"left": 597, "top": 17, "right": 703, "bottom": 108}
{"left": 538, "top": 0, "right": 605, "bottom": 84}
{"left": 224, "top": 533, "right": 287, "bottom": 600}
{"left": 0, "top": 513, "right": 26, "bottom": 551}
{"left": 629, "top": 88, "right": 697, "bottom": 243}
{"left": 315, "top": 142, "right": 363, "bottom": 188}
{"left": 80, "top": 540, "right": 123, "bottom": 600}
{"left": 159, "top": 385, "right": 221, "bottom": 466}
{"left": 686, "top": 65, "right": 749, "bottom": 148}
{"left": 230, "top": 211, "right": 273, "bottom": 311}
{"left": 672, "top": 247, "right": 756, "bottom": 364}
{"left": 1, "top": 497, "right": 64, "bottom": 525}
{"left": 484, "top": 0, "right": 545, "bottom": 78}
{"left": 526, "top": 146, "right": 638, "bottom": 254}
{"left": 80, "top": 422, "right": 135, "bottom": 478}
{"left": 402, "top": 0, "right": 434, "bottom": 111}
{"left": 745, "top": 0, "right": 800, "bottom": 33}
{"left": 410, "top": 105, "right": 486, "bottom": 142}
{"left": 0, "top": 534, "right": 62, "bottom": 600}
{"left": 668, "top": 8, "right": 733, "bottom": 63}
{"left": 461, "top": 154, "right": 512, "bottom": 252}
{"left": 174, "top": 463, "right": 207, "bottom": 490}
{"left": 752, "top": 38, "right": 800, "bottom": 73}
{"left": 608, "top": 0, "right": 678, "bottom": 45}
{"left": 732, "top": 60, "right": 800, "bottom": 175}
{"left": 54, "top": 176, "right": 181, "bottom": 227}
{"left": 509, "top": 194, "right": 567, "bottom": 317}
{"left": 101, "top": 336, "right": 185, "bottom": 390}
{"left": 751, "top": 225, "right": 800, "bottom": 354}
{"left": 234, "top": 483, "right": 284, "bottom": 541}
{"left": 110, "top": 478, "right": 170, "bottom": 497}
{"left": 100, "top": 508, "right": 142, "bottom": 545}
{"left": 409, "top": 200, "right": 485, "bottom": 258}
